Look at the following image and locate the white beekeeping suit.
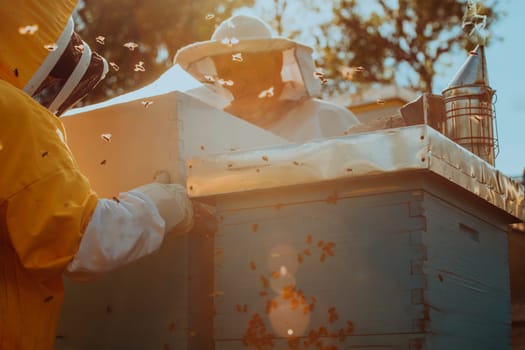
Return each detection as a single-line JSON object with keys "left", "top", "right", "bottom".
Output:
{"left": 174, "top": 15, "right": 360, "bottom": 143}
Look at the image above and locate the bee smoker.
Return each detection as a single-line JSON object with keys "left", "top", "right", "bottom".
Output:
{"left": 442, "top": 45, "right": 498, "bottom": 165}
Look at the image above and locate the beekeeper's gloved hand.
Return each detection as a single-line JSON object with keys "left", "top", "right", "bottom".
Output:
{"left": 133, "top": 171, "right": 194, "bottom": 234}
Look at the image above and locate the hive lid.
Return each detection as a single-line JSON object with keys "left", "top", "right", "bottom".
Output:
{"left": 187, "top": 125, "right": 524, "bottom": 222}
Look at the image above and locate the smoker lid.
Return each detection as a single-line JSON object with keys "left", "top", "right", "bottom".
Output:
{"left": 444, "top": 45, "right": 490, "bottom": 91}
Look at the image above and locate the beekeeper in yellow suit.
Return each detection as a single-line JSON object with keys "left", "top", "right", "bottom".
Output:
{"left": 0, "top": 2, "right": 193, "bottom": 348}
{"left": 175, "top": 15, "right": 360, "bottom": 143}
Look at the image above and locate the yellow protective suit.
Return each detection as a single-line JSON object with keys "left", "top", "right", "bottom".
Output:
{"left": 0, "top": 79, "right": 98, "bottom": 348}
{"left": 0, "top": 2, "right": 196, "bottom": 348}
{"left": 0, "top": 1, "right": 98, "bottom": 348}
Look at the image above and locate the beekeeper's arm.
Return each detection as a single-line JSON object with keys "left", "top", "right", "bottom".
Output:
{"left": 65, "top": 179, "right": 193, "bottom": 279}
{"left": 4, "top": 87, "right": 193, "bottom": 281}
{"left": 280, "top": 98, "right": 361, "bottom": 142}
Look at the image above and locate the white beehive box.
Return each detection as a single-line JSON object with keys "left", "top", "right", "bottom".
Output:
{"left": 61, "top": 90, "right": 286, "bottom": 197}
{"left": 187, "top": 125, "right": 524, "bottom": 350}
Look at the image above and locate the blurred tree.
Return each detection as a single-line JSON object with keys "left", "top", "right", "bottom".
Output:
{"left": 317, "top": 0, "right": 501, "bottom": 95}
{"left": 271, "top": 0, "right": 287, "bottom": 36}
{"left": 242, "top": 0, "right": 319, "bottom": 40}
{"left": 74, "top": 0, "right": 253, "bottom": 105}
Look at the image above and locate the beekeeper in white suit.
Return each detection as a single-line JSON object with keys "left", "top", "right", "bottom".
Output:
{"left": 174, "top": 14, "right": 360, "bottom": 143}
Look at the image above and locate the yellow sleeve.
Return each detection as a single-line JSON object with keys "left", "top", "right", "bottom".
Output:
{"left": 0, "top": 80, "right": 98, "bottom": 281}
{"left": 6, "top": 168, "right": 98, "bottom": 280}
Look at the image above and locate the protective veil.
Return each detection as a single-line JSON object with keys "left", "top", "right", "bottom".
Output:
{"left": 0, "top": 1, "right": 108, "bottom": 116}
{"left": 174, "top": 15, "right": 360, "bottom": 142}
{"left": 0, "top": 2, "right": 192, "bottom": 348}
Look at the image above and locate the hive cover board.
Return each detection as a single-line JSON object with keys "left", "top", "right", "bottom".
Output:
{"left": 61, "top": 90, "right": 287, "bottom": 198}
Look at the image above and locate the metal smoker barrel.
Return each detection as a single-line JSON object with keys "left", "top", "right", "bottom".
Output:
{"left": 442, "top": 45, "right": 498, "bottom": 165}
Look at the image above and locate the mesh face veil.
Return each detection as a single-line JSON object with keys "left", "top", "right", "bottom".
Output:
{"left": 26, "top": 19, "right": 109, "bottom": 115}
{"left": 0, "top": 2, "right": 108, "bottom": 115}
{"left": 174, "top": 15, "right": 321, "bottom": 101}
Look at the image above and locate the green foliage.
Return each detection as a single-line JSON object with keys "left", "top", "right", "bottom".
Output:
{"left": 318, "top": 0, "right": 500, "bottom": 94}
{"left": 75, "top": 0, "right": 253, "bottom": 104}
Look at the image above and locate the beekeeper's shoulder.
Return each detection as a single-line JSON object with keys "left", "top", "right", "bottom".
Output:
{"left": 312, "top": 97, "right": 360, "bottom": 125}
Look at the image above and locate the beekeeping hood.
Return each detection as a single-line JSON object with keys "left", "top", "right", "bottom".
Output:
{"left": 174, "top": 15, "right": 322, "bottom": 102}
{"left": 0, "top": 0, "right": 108, "bottom": 116}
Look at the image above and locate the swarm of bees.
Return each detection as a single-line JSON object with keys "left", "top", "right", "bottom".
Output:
{"left": 222, "top": 223, "right": 350, "bottom": 349}
{"left": 109, "top": 62, "right": 120, "bottom": 71}
{"left": 44, "top": 43, "right": 58, "bottom": 52}
{"left": 232, "top": 53, "right": 244, "bottom": 62}
{"left": 96, "top": 36, "right": 106, "bottom": 45}
{"left": 134, "top": 61, "right": 146, "bottom": 72}
{"left": 243, "top": 313, "right": 274, "bottom": 349}
{"left": 123, "top": 41, "right": 139, "bottom": 51}
{"left": 100, "top": 133, "right": 112, "bottom": 142}
{"left": 258, "top": 87, "right": 274, "bottom": 99}
{"left": 18, "top": 25, "right": 38, "bottom": 35}
{"left": 221, "top": 37, "right": 240, "bottom": 48}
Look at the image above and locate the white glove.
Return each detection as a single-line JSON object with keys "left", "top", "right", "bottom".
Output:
{"left": 132, "top": 181, "right": 194, "bottom": 235}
